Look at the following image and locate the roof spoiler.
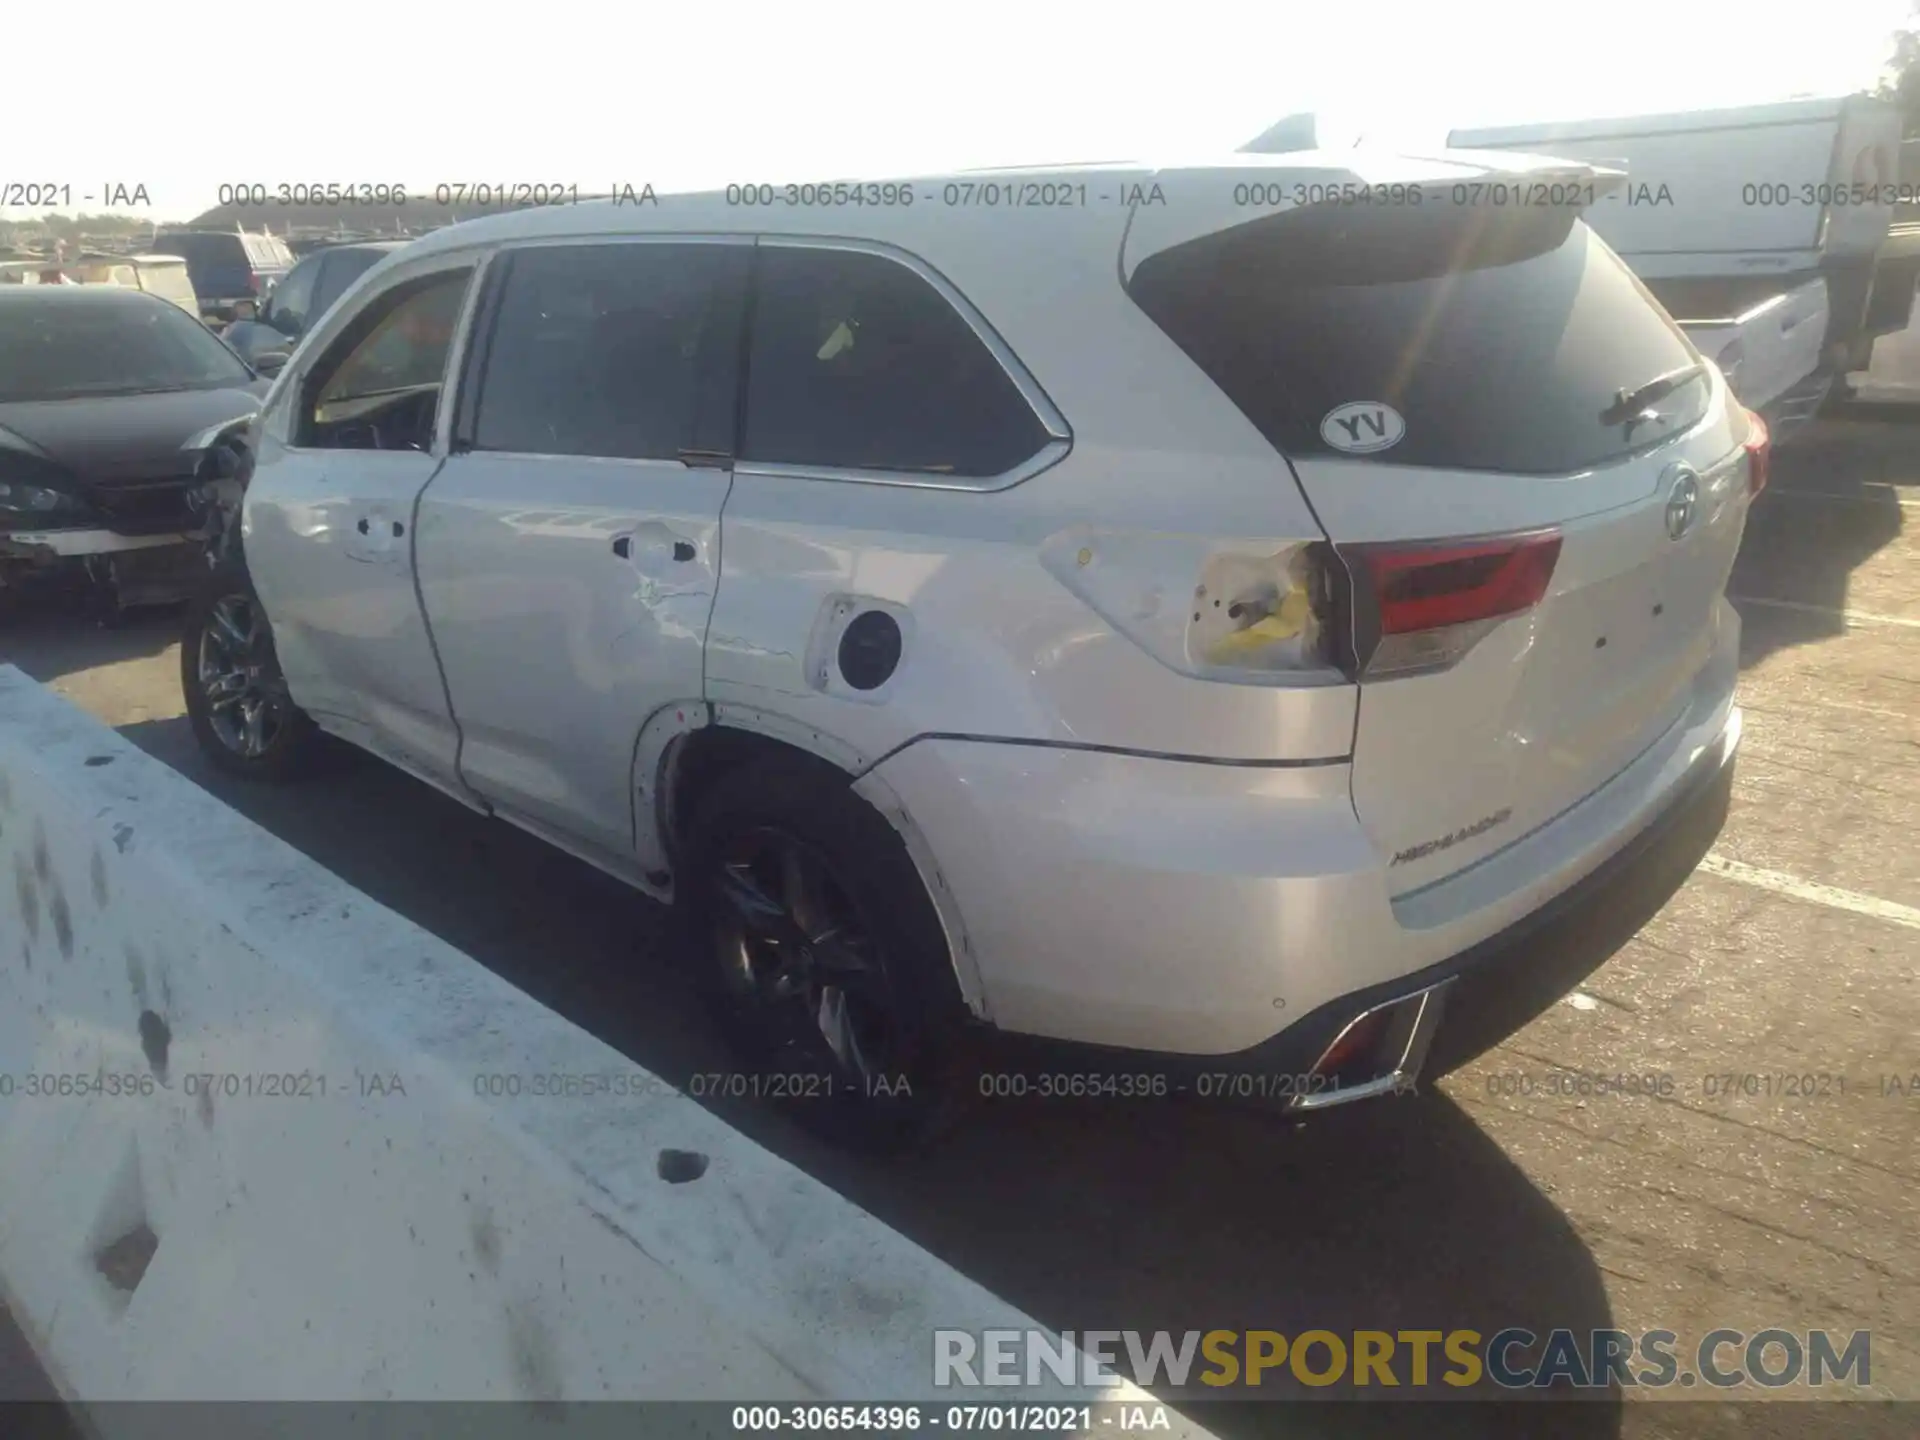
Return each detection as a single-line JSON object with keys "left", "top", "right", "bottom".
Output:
{"left": 1121, "top": 155, "right": 1629, "bottom": 281}
{"left": 1421, "top": 152, "right": 1628, "bottom": 203}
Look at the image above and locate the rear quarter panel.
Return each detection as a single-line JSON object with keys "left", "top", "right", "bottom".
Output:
{"left": 704, "top": 216, "right": 1355, "bottom": 768}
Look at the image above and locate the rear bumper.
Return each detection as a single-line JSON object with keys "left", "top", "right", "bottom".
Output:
{"left": 1228, "top": 706, "right": 1735, "bottom": 1101}
{"left": 858, "top": 606, "right": 1742, "bottom": 1065}
{"left": 923, "top": 707, "right": 1737, "bottom": 1111}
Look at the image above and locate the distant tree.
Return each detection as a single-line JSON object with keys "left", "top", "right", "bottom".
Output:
{"left": 1883, "top": 1, "right": 1920, "bottom": 136}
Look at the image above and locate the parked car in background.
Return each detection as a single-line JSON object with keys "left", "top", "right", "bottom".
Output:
{"left": 180, "top": 157, "right": 1753, "bottom": 1151}
{"left": 64, "top": 253, "right": 202, "bottom": 316}
{"left": 0, "top": 287, "right": 266, "bottom": 619}
{"left": 1444, "top": 95, "right": 1920, "bottom": 440}
{"left": 150, "top": 227, "right": 295, "bottom": 324}
{"left": 221, "top": 240, "right": 408, "bottom": 372}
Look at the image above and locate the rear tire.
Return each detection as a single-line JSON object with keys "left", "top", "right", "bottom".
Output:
{"left": 181, "top": 556, "right": 323, "bottom": 782}
{"left": 675, "top": 755, "right": 973, "bottom": 1154}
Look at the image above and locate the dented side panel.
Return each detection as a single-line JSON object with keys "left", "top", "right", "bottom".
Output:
{"left": 415, "top": 453, "right": 732, "bottom": 860}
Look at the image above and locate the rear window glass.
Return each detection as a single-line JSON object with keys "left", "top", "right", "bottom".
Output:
{"left": 156, "top": 233, "right": 243, "bottom": 265}
{"left": 313, "top": 249, "right": 387, "bottom": 315}
{"left": 1128, "top": 206, "right": 1709, "bottom": 475}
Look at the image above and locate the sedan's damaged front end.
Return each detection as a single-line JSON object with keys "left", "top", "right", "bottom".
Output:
{"left": 0, "top": 285, "right": 271, "bottom": 620}
{"left": 0, "top": 414, "right": 255, "bottom": 617}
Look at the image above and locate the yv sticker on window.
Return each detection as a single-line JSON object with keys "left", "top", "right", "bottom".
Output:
{"left": 1320, "top": 401, "right": 1405, "bottom": 455}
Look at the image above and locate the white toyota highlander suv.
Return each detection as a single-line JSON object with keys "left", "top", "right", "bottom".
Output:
{"left": 180, "top": 152, "right": 1762, "bottom": 1150}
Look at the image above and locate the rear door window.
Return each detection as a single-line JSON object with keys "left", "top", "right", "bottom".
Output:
{"left": 741, "top": 245, "right": 1051, "bottom": 479}
{"left": 465, "top": 241, "right": 746, "bottom": 461}
{"left": 1127, "top": 206, "right": 1710, "bottom": 475}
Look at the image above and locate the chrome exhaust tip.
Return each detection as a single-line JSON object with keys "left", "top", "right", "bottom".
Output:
{"left": 1288, "top": 980, "right": 1452, "bottom": 1113}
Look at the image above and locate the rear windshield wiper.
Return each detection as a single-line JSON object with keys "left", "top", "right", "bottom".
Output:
{"left": 1600, "top": 362, "right": 1706, "bottom": 431}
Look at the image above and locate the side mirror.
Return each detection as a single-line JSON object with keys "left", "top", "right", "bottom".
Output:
{"left": 253, "top": 351, "right": 291, "bottom": 378}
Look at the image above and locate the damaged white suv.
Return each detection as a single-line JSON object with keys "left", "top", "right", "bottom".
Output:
{"left": 182, "top": 154, "right": 1761, "bottom": 1149}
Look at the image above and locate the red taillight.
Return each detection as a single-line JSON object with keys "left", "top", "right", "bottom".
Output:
{"left": 248, "top": 273, "right": 262, "bottom": 294}
{"left": 1365, "top": 532, "right": 1562, "bottom": 634}
{"left": 1743, "top": 410, "right": 1770, "bottom": 496}
{"left": 1341, "top": 531, "right": 1562, "bottom": 680}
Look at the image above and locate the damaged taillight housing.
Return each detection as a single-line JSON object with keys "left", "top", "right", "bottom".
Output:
{"left": 1042, "top": 526, "right": 1561, "bottom": 687}
{"left": 1040, "top": 529, "right": 1351, "bottom": 685}
{"left": 1185, "top": 541, "right": 1347, "bottom": 676}
{"left": 1340, "top": 530, "right": 1563, "bottom": 680}
{"left": 1742, "top": 410, "right": 1770, "bottom": 496}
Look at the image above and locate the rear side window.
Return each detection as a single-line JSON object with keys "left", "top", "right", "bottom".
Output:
{"left": 1128, "top": 206, "right": 1709, "bottom": 475}
{"left": 469, "top": 242, "right": 745, "bottom": 461}
{"left": 157, "top": 234, "right": 242, "bottom": 266}
{"left": 139, "top": 263, "right": 195, "bottom": 305}
{"left": 262, "top": 256, "right": 318, "bottom": 336}
{"left": 312, "top": 248, "right": 386, "bottom": 316}
{"left": 742, "top": 245, "right": 1050, "bottom": 478}
{"left": 242, "top": 234, "right": 288, "bottom": 269}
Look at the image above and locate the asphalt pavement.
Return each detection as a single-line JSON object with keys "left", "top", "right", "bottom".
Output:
{"left": 2, "top": 409, "right": 1915, "bottom": 1439}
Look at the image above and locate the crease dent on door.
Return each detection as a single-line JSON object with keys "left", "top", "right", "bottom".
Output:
{"left": 414, "top": 237, "right": 749, "bottom": 861}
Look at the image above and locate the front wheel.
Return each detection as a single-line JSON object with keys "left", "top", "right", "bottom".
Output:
{"left": 676, "top": 757, "right": 973, "bottom": 1154}
{"left": 181, "top": 560, "right": 322, "bottom": 781}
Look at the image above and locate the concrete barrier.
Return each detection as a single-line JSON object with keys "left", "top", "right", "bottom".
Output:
{"left": 0, "top": 667, "right": 1207, "bottom": 1433}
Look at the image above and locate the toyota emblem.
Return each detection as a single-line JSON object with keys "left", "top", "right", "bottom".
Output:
{"left": 1663, "top": 465, "right": 1699, "bottom": 540}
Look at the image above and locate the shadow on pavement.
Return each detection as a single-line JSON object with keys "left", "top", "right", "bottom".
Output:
{"left": 0, "top": 601, "right": 181, "bottom": 685}
{"left": 105, "top": 715, "right": 1623, "bottom": 1437}
{"left": 1732, "top": 415, "right": 1911, "bottom": 671}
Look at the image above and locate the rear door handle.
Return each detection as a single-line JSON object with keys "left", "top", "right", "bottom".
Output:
{"left": 612, "top": 525, "right": 698, "bottom": 563}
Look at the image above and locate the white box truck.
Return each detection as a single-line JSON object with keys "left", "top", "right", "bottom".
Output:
{"left": 1444, "top": 95, "right": 1920, "bottom": 438}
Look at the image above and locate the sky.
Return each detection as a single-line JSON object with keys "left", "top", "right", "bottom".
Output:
{"left": 5, "top": 0, "right": 1914, "bottom": 221}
